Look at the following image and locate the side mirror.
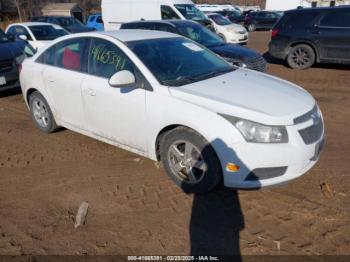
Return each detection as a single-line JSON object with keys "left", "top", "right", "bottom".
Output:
{"left": 19, "top": 34, "right": 28, "bottom": 41}
{"left": 109, "top": 70, "right": 136, "bottom": 88}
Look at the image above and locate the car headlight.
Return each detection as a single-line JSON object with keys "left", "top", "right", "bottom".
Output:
{"left": 220, "top": 114, "right": 289, "bottom": 143}
{"left": 223, "top": 57, "right": 247, "bottom": 68}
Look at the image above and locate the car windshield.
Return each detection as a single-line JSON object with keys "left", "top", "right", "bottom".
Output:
{"left": 127, "top": 38, "right": 234, "bottom": 87}
{"left": 0, "top": 30, "right": 8, "bottom": 43}
{"left": 177, "top": 23, "right": 224, "bottom": 48}
{"left": 174, "top": 4, "right": 207, "bottom": 21}
{"left": 57, "top": 17, "right": 84, "bottom": 27}
{"left": 209, "top": 14, "right": 232, "bottom": 25}
{"left": 29, "top": 25, "right": 68, "bottom": 40}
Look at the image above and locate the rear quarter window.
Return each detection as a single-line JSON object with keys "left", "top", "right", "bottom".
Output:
{"left": 278, "top": 11, "right": 319, "bottom": 29}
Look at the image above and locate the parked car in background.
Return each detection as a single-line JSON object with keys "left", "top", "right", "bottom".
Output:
{"left": 121, "top": 20, "right": 266, "bottom": 71}
{"left": 102, "top": 0, "right": 213, "bottom": 31}
{"left": 86, "top": 13, "right": 104, "bottom": 31}
{"left": 0, "top": 29, "right": 35, "bottom": 91}
{"left": 6, "top": 22, "right": 68, "bottom": 50}
{"left": 207, "top": 13, "right": 248, "bottom": 44}
{"left": 20, "top": 30, "right": 324, "bottom": 192}
{"left": 244, "top": 11, "right": 281, "bottom": 32}
{"left": 269, "top": 6, "right": 350, "bottom": 69}
{"left": 214, "top": 10, "right": 244, "bottom": 24}
{"left": 31, "top": 16, "right": 94, "bottom": 33}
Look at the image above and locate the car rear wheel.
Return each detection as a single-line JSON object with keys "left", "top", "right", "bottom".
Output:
{"left": 29, "top": 91, "right": 58, "bottom": 133}
{"left": 287, "top": 44, "right": 315, "bottom": 70}
{"left": 248, "top": 24, "right": 256, "bottom": 32}
{"left": 160, "top": 127, "right": 222, "bottom": 194}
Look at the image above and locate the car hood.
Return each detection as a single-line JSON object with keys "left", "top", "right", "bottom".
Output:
{"left": 209, "top": 43, "right": 260, "bottom": 61}
{"left": 0, "top": 41, "right": 23, "bottom": 60}
{"left": 168, "top": 69, "right": 315, "bottom": 126}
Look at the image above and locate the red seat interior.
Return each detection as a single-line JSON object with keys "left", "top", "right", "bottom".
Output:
{"left": 62, "top": 48, "right": 81, "bottom": 70}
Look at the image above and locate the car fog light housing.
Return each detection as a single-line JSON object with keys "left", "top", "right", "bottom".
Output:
{"left": 220, "top": 114, "right": 289, "bottom": 143}
{"left": 226, "top": 163, "right": 240, "bottom": 173}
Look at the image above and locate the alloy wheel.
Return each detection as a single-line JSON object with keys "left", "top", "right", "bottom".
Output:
{"left": 167, "top": 140, "right": 207, "bottom": 184}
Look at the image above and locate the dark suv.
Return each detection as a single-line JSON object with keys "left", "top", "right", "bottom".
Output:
{"left": 121, "top": 20, "right": 266, "bottom": 72}
{"left": 0, "top": 29, "right": 35, "bottom": 91}
{"left": 244, "top": 11, "right": 281, "bottom": 32}
{"left": 269, "top": 6, "right": 350, "bottom": 69}
{"left": 31, "top": 16, "right": 94, "bottom": 33}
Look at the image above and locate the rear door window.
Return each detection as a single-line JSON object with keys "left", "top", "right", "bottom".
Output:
{"left": 320, "top": 10, "right": 350, "bottom": 28}
{"left": 285, "top": 12, "right": 319, "bottom": 28}
{"left": 54, "top": 38, "right": 89, "bottom": 72}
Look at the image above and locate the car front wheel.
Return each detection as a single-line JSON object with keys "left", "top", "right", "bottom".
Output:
{"left": 160, "top": 127, "right": 222, "bottom": 194}
{"left": 248, "top": 24, "right": 256, "bottom": 32}
{"left": 29, "top": 91, "right": 58, "bottom": 133}
{"left": 287, "top": 44, "right": 316, "bottom": 70}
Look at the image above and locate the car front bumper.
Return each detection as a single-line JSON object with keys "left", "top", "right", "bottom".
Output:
{"left": 227, "top": 32, "right": 249, "bottom": 44}
{"left": 216, "top": 118, "right": 325, "bottom": 189}
{"left": 0, "top": 70, "right": 20, "bottom": 92}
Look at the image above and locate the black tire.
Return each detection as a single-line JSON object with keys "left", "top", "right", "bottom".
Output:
{"left": 287, "top": 44, "right": 315, "bottom": 70}
{"left": 29, "top": 91, "right": 58, "bottom": 133}
{"left": 160, "top": 127, "right": 222, "bottom": 194}
{"left": 247, "top": 23, "right": 256, "bottom": 32}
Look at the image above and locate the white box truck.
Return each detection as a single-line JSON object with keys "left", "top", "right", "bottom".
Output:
{"left": 102, "top": 0, "right": 212, "bottom": 30}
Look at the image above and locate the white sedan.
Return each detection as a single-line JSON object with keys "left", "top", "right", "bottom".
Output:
{"left": 6, "top": 22, "right": 68, "bottom": 50}
{"left": 20, "top": 30, "right": 325, "bottom": 193}
{"left": 207, "top": 13, "right": 248, "bottom": 44}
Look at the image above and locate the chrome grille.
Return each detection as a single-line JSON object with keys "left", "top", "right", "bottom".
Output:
{"left": 245, "top": 56, "right": 267, "bottom": 72}
{"left": 0, "top": 60, "right": 13, "bottom": 73}
{"left": 299, "top": 119, "right": 324, "bottom": 145}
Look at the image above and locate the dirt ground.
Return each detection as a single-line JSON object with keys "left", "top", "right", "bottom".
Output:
{"left": 0, "top": 31, "right": 349, "bottom": 257}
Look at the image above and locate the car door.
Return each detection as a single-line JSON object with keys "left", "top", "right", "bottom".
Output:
{"left": 316, "top": 10, "right": 350, "bottom": 61}
{"left": 41, "top": 37, "right": 89, "bottom": 129}
{"left": 81, "top": 38, "right": 148, "bottom": 152}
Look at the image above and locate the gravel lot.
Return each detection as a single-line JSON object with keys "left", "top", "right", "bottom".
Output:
{"left": 0, "top": 31, "right": 349, "bottom": 256}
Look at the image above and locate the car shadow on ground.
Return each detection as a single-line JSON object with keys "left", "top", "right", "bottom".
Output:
{"left": 263, "top": 52, "right": 350, "bottom": 71}
{"left": 0, "top": 87, "right": 22, "bottom": 98}
{"left": 186, "top": 138, "right": 260, "bottom": 259}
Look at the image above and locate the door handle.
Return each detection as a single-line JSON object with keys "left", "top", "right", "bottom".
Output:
{"left": 87, "top": 88, "right": 96, "bottom": 96}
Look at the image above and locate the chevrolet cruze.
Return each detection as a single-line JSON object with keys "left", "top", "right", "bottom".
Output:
{"left": 20, "top": 31, "right": 325, "bottom": 193}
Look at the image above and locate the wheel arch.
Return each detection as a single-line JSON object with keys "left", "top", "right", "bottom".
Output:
{"left": 155, "top": 124, "right": 186, "bottom": 161}
{"left": 289, "top": 41, "right": 319, "bottom": 62}
{"left": 25, "top": 88, "right": 39, "bottom": 105}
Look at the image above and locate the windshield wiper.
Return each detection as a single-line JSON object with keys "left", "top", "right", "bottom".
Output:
{"left": 190, "top": 68, "right": 234, "bottom": 82}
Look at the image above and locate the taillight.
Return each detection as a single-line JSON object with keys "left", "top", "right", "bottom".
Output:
{"left": 271, "top": 29, "right": 280, "bottom": 38}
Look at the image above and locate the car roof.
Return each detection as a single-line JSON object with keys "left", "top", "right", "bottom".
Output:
{"left": 286, "top": 5, "right": 350, "bottom": 14}
{"left": 123, "top": 19, "right": 198, "bottom": 27}
{"left": 98, "top": 29, "right": 180, "bottom": 42}
{"left": 9, "top": 22, "right": 56, "bottom": 27}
